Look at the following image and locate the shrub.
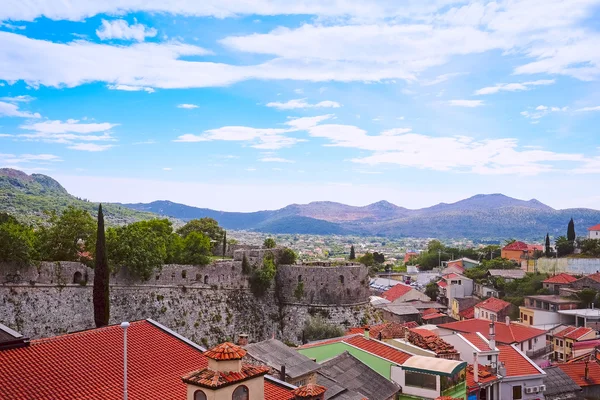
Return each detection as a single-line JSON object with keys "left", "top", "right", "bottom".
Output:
{"left": 302, "top": 316, "right": 344, "bottom": 342}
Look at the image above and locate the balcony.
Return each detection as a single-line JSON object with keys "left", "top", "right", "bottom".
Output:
{"left": 526, "top": 344, "right": 552, "bottom": 359}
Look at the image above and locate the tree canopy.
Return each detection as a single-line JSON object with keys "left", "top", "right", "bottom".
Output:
{"left": 0, "top": 213, "right": 36, "bottom": 266}
{"left": 177, "top": 218, "right": 224, "bottom": 244}
{"left": 263, "top": 237, "right": 276, "bottom": 248}
{"left": 37, "top": 206, "right": 96, "bottom": 261}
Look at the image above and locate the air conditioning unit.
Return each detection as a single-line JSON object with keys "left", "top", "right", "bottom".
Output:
{"left": 539, "top": 385, "right": 546, "bottom": 392}
{"left": 524, "top": 387, "right": 535, "bottom": 394}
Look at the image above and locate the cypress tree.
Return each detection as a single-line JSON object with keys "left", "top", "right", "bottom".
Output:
{"left": 545, "top": 233, "right": 551, "bottom": 257}
{"left": 222, "top": 231, "right": 227, "bottom": 259}
{"left": 349, "top": 245, "right": 356, "bottom": 260}
{"left": 567, "top": 218, "right": 576, "bottom": 242}
{"left": 93, "top": 204, "right": 110, "bottom": 328}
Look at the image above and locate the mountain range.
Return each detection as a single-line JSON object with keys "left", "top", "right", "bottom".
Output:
{"left": 2, "top": 168, "right": 600, "bottom": 239}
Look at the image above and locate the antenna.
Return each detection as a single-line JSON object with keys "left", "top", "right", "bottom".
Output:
{"left": 121, "top": 322, "right": 130, "bottom": 400}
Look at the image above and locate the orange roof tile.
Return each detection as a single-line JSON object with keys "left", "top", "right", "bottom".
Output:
{"left": 182, "top": 364, "right": 269, "bottom": 389}
{"left": 343, "top": 335, "right": 412, "bottom": 365}
{"left": 460, "top": 332, "right": 493, "bottom": 351}
{"left": 422, "top": 312, "right": 446, "bottom": 320}
{"left": 466, "top": 364, "right": 499, "bottom": 390}
{"left": 381, "top": 283, "right": 413, "bottom": 302}
{"left": 264, "top": 379, "right": 295, "bottom": 400}
{"left": 443, "top": 273, "right": 461, "bottom": 280}
{"left": 475, "top": 297, "right": 512, "bottom": 313}
{"left": 544, "top": 273, "right": 577, "bottom": 284}
{"left": 292, "top": 383, "right": 327, "bottom": 397}
{"left": 503, "top": 241, "right": 529, "bottom": 251}
{"left": 558, "top": 360, "right": 600, "bottom": 387}
{"left": 203, "top": 342, "right": 246, "bottom": 360}
{"left": 498, "top": 344, "right": 542, "bottom": 377}
{"left": 422, "top": 308, "right": 439, "bottom": 316}
{"left": 459, "top": 306, "right": 475, "bottom": 319}
{"left": 565, "top": 327, "right": 595, "bottom": 340}
{"left": 588, "top": 224, "right": 600, "bottom": 231}
{"left": 582, "top": 273, "right": 600, "bottom": 283}
{"left": 437, "top": 280, "right": 448, "bottom": 288}
{"left": 439, "top": 319, "right": 545, "bottom": 344}
{"left": 298, "top": 336, "right": 347, "bottom": 349}
{"left": 345, "top": 321, "right": 418, "bottom": 339}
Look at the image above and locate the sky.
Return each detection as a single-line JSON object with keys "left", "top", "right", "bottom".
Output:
{"left": 1, "top": 0, "right": 600, "bottom": 212}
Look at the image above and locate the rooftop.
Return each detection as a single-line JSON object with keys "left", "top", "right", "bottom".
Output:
{"left": 204, "top": 341, "right": 247, "bottom": 361}
{"left": 346, "top": 321, "right": 419, "bottom": 339}
{"left": 558, "top": 308, "right": 600, "bottom": 317}
{"left": 498, "top": 344, "right": 544, "bottom": 377}
{"left": 542, "top": 366, "right": 582, "bottom": 396}
{"left": 581, "top": 272, "right": 600, "bottom": 283}
{"left": 383, "top": 304, "right": 420, "bottom": 316}
{"left": 244, "top": 338, "right": 320, "bottom": 379}
{"left": 558, "top": 360, "right": 600, "bottom": 387}
{"left": 555, "top": 326, "right": 595, "bottom": 340}
{"left": 438, "top": 319, "right": 546, "bottom": 344}
{"left": 466, "top": 364, "right": 499, "bottom": 390}
{"left": 292, "top": 383, "right": 327, "bottom": 397}
{"left": 402, "top": 355, "right": 466, "bottom": 376}
{"left": 475, "top": 297, "right": 512, "bottom": 313}
{"left": 459, "top": 332, "right": 495, "bottom": 352}
{"left": 588, "top": 223, "right": 600, "bottom": 231}
{"left": 459, "top": 306, "right": 475, "bottom": 319}
{"left": 0, "top": 322, "right": 27, "bottom": 350}
{"left": 502, "top": 241, "right": 542, "bottom": 251}
{"left": 525, "top": 294, "right": 579, "bottom": 304}
{"left": 381, "top": 283, "right": 413, "bottom": 302}
{"left": 544, "top": 273, "right": 578, "bottom": 284}
{"left": 487, "top": 269, "right": 526, "bottom": 279}
{"left": 182, "top": 364, "right": 270, "bottom": 389}
{"left": 421, "top": 312, "right": 447, "bottom": 320}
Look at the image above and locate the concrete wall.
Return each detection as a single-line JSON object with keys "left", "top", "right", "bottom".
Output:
{"left": 529, "top": 258, "right": 600, "bottom": 274}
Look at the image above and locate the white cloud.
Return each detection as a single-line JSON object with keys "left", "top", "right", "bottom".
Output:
{"left": 177, "top": 103, "right": 199, "bottom": 109}
{"left": 0, "top": 95, "right": 35, "bottom": 102}
{"left": 0, "top": 134, "right": 12, "bottom": 137}
{"left": 521, "top": 105, "right": 568, "bottom": 120}
{"left": 259, "top": 157, "right": 294, "bottom": 163}
{"left": 448, "top": 100, "right": 484, "bottom": 107}
{"left": 108, "top": 84, "right": 155, "bottom": 93}
{"left": 20, "top": 119, "right": 117, "bottom": 134}
{"left": 576, "top": 106, "right": 600, "bottom": 112}
{"left": 96, "top": 19, "right": 157, "bottom": 42}
{"left": 266, "top": 98, "right": 341, "bottom": 110}
{"left": 0, "top": 101, "right": 40, "bottom": 118}
{"left": 163, "top": 167, "right": 172, "bottom": 171}
{"left": 474, "top": 80, "right": 555, "bottom": 95}
{"left": 421, "top": 72, "right": 463, "bottom": 86}
{"left": 0, "top": 153, "right": 62, "bottom": 166}
{"left": 294, "top": 89, "right": 304, "bottom": 94}
{"left": 67, "top": 143, "right": 114, "bottom": 152}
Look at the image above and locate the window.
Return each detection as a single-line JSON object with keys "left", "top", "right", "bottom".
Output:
{"left": 530, "top": 316, "right": 533, "bottom": 325}
{"left": 232, "top": 385, "right": 249, "bottom": 400}
{"left": 298, "top": 275, "right": 303, "bottom": 283}
{"left": 339, "top": 275, "right": 344, "bottom": 284}
{"left": 556, "top": 339, "right": 559, "bottom": 346}
{"left": 512, "top": 385, "right": 522, "bottom": 400}
{"left": 487, "top": 355, "right": 492, "bottom": 361}
{"left": 194, "top": 390, "right": 207, "bottom": 400}
{"left": 405, "top": 370, "right": 437, "bottom": 390}
{"left": 72, "top": 271, "right": 83, "bottom": 284}
{"left": 294, "top": 379, "right": 307, "bottom": 387}
{"left": 204, "top": 275, "right": 209, "bottom": 284}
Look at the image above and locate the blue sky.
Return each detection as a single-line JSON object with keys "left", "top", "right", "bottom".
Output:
{"left": 1, "top": 1, "right": 600, "bottom": 211}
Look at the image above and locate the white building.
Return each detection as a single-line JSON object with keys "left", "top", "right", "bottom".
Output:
{"left": 589, "top": 224, "right": 600, "bottom": 239}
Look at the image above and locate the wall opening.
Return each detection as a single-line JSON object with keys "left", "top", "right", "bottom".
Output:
{"left": 204, "top": 275, "right": 209, "bottom": 284}
{"left": 339, "top": 275, "right": 345, "bottom": 284}
{"left": 72, "top": 271, "right": 83, "bottom": 284}
{"left": 298, "top": 275, "right": 303, "bottom": 283}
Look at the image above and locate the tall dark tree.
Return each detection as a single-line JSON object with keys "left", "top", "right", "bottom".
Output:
{"left": 222, "top": 231, "right": 227, "bottom": 259}
{"left": 545, "top": 233, "right": 551, "bottom": 257}
{"left": 567, "top": 218, "right": 576, "bottom": 242}
{"left": 93, "top": 204, "right": 110, "bottom": 328}
{"left": 349, "top": 245, "right": 356, "bottom": 260}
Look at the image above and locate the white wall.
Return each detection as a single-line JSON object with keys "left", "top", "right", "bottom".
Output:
{"left": 391, "top": 366, "right": 440, "bottom": 399}
{"left": 439, "top": 331, "right": 499, "bottom": 367}
{"left": 500, "top": 377, "right": 545, "bottom": 400}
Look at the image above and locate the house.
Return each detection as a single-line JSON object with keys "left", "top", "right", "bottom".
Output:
{"left": 345, "top": 321, "right": 419, "bottom": 340}
{"left": 572, "top": 339, "right": 600, "bottom": 358}
{"left": 501, "top": 241, "right": 543, "bottom": 262}
{"left": 385, "top": 326, "right": 461, "bottom": 360}
{"left": 438, "top": 318, "right": 548, "bottom": 359}
{"left": 317, "top": 351, "right": 400, "bottom": 400}
{"left": 441, "top": 264, "right": 465, "bottom": 276}
{"left": 421, "top": 308, "right": 455, "bottom": 325}
{"left": 542, "top": 365, "right": 582, "bottom": 400}
{"left": 459, "top": 306, "right": 475, "bottom": 320}
{"left": 466, "top": 364, "right": 501, "bottom": 400}
{"left": 473, "top": 283, "right": 499, "bottom": 299}
{"left": 519, "top": 295, "right": 580, "bottom": 330}
{"left": 558, "top": 308, "right": 600, "bottom": 330}
{"left": 497, "top": 344, "right": 547, "bottom": 400}
{"left": 570, "top": 272, "right": 600, "bottom": 292}
{"left": 437, "top": 273, "right": 474, "bottom": 307}
{"left": 450, "top": 296, "right": 480, "bottom": 320}
{"left": 474, "top": 297, "right": 515, "bottom": 322}
{"left": 486, "top": 269, "right": 526, "bottom": 282}
{"left": 244, "top": 338, "right": 321, "bottom": 387}
{"left": 381, "top": 303, "right": 421, "bottom": 323}
{"left": 0, "top": 319, "right": 297, "bottom": 400}
{"left": 558, "top": 358, "right": 600, "bottom": 399}
{"left": 444, "top": 258, "right": 480, "bottom": 270}
{"left": 381, "top": 283, "right": 430, "bottom": 303}
{"left": 552, "top": 326, "right": 597, "bottom": 362}
{"left": 588, "top": 223, "right": 600, "bottom": 239}
{"left": 404, "top": 251, "right": 419, "bottom": 263}
{"left": 392, "top": 355, "right": 467, "bottom": 400}
{"left": 370, "top": 295, "right": 392, "bottom": 309}
{"left": 543, "top": 273, "right": 578, "bottom": 295}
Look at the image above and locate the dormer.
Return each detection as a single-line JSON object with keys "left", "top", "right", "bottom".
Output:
{"left": 182, "top": 342, "right": 269, "bottom": 400}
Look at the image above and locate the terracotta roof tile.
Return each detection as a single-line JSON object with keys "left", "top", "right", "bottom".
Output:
{"left": 264, "top": 379, "right": 295, "bottom": 400}
{"left": 298, "top": 336, "right": 347, "bottom": 349}
{"left": 422, "top": 308, "right": 439, "bottom": 316}
{"left": 182, "top": 364, "right": 269, "bottom": 389}
{"left": 588, "top": 224, "right": 600, "bottom": 231}
{"left": 292, "top": 383, "right": 327, "bottom": 397}
{"left": 203, "top": 342, "right": 246, "bottom": 360}
{"left": 437, "top": 280, "right": 448, "bottom": 288}
{"left": 460, "top": 332, "right": 493, "bottom": 351}
{"left": 439, "top": 319, "right": 545, "bottom": 344}
{"left": 544, "top": 273, "right": 578, "bottom": 284}
{"left": 345, "top": 321, "right": 418, "bottom": 339}
{"left": 565, "top": 327, "right": 595, "bottom": 340}
{"left": 558, "top": 360, "right": 600, "bottom": 387}
{"left": 583, "top": 273, "right": 600, "bottom": 284}
{"left": 343, "top": 335, "right": 412, "bottom": 365}
{"left": 381, "top": 284, "right": 413, "bottom": 301}
{"left": 459, "top": 306, "right": 475, "bottom": 319}
{"left": 475, "top": 297, "right": 512, "bottom": 313}
{"left": 498, "top": 344, "right": 542, "bottom": 377}
{"left": 443, "top": 273, "right": 461, "bottom": 280}
{"left": 422, "top": 312, "right": 446, "bottom": 320}
{"left": 502, "top": 241, "right": 529, "bottom": 251}
{"left": 466, "top": 364, "right": 499, "bottom": 390}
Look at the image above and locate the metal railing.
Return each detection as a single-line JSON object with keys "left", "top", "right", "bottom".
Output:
{"left": 526, "top": 344, "right": 552, "bottom": 359}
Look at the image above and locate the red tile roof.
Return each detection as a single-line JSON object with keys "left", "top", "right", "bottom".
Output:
{"left": 204, "top": 342, "right": 246, "bottom": 360}
{"left": 343, "top": 335, "right": 413, "bottom": 365}
{"left": 459, "top": 306, "right": 475, "bottom": 319}
{"left": 422, "top": 308, "right": 439, "bottom": 316}
{"left": 475, "top": 297, "right": 512, "bottom": 313}
{"left": 292, "top": 383, "right": 327, "bottom": 397}
{"left": 558, "top": 360, "right": 600, "bottom": 387}
{"left": 588, "top": 224, "right": 600, "bottom": 231}
{"left": 565, "top": 327, "right": 595, "bottom": 340}
{"left": 182, "top": 364, "right": 269, "bottom": 389}
{"left": 345, "top": 321, "right": 418, "bottom": 339}
{"left": 0, "top": 320, "right": 291, "bottom": 400}
{"left": 422, "top": 312, "right": 447, "bottom": 320}
{"left": 583, "top": 273, "right": 600, "bottom": 283}
{"left": 498, "top": 344, "right": 543, "bottom": 377}
{"left": 460, "top": 332, "right": 493, "bottom": 351}
{"left": 298, "top": 336, "right": 347, "bottom": 349}
{"left": 573, "top": 339, "right": 600, "bottom": 350}
{"left": 264, "top": 379, "right": 295, "bottom": 400}
{"left": 466, "top": 364, "right": 499, "bottom": 390}
{"left": 438, "top": 319, "right": 545, "bottom": 344}
{"left": 544, "top": 273, "right": 577, "bottom": 284}
{"left": 437, "top": 280, "right": 448, "bottom": 288}
{"left": 503, "top": 241, "right": 529, "bottom": 251}
{"left": 443, "top": 273, "right": 461, "bottom": 280}
{"left": 410, "top": 328, "right": 437, "bottom": 338}
{"left": 381, "top": 283, "right": 413, "bottom": 301}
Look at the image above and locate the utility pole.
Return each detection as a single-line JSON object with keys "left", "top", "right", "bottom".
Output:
{"left": 438, "top": 250, "right": 441, "bottom": 268}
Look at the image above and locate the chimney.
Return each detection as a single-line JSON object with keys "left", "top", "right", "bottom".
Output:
{"left": 585, "top": 360, "right": 590, "bottom": 381}
{"left": 473, "top": 352, "right": 479, "bottom": 383}
{"left": 505, "top": 316, "right": 510, "bottom": 326}
{"left": 364, "top": 328, "right": 370, "bottom": 339}
{"left": 498, "top": 362, "right": 506, "bottom": 377}
{"left": 237, "top": 333, "right": 248, "bottom": 347}
{"left": 489, "top": 321, "right": 496, "bottom": 350}
{"left": 404, "top": 328, "right": 409, "bottom": 342}
{"left": 280, "top": 365, "right": 287, "bottom": 382}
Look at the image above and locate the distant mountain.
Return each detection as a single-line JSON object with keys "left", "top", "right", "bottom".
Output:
{"left": 0, "top": 168, "right": 157, "bottom": 225}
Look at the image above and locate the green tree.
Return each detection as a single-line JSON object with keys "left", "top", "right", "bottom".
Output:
{"left": 545, "top": 233, "right": 551, "bottom": 257}
{"left": 165, "top": 233, "right": 184, "bottom": 264}
{"left": 93, "top": 204, "right": 110, "bottom": 328}
{"left": 358, "top": 252, "right": 375, "bottom": 267}
{"left": 181, "top": 232, "right": 211, "bottom": 265}
{"left": 568, "top": 218, "right": 576, "bottom": 242}
{"left": 575, "top": 289, "right": 597, "bottom": 308}
{"left": 250, "top": 253, "right": 276, "bottom": 296}
{"left": 482, "top": 257, "right": 518, "bottom": 270}
{"left": 302, "top": 316, "right": 345, "bottom": 342}
{"left": 425, "top": 281, "right": 439, "bottom": 301}
{"left": 37, "top": 206, "right": 96, "bottom": 261}
{"left": 177, "top": 218, "right": 224, "bottom": 244}
{"left": 263, "top": 237, "right": 276, "bottom": 249}
{"left": 349, "top": 245, "right": 356, "bottom": 260}
{"left": 580, "top": 239, "right": 600, "bottom": 257}
{"left": 278, "top": 248, "right": 297, "bottom": 265}
{"left": 373, "top": 252, "right": 385, "bottom": 264}
{"left": 222, "top": 231, "right": 227, "bottom": 258}
{"left": 556, "top": 236, "right": 574, "bottom": 257}
{"left": 427, "top": 240, "right": 444, "bottom": 253}
{"left": 0, "top": 216, "right": 36, "bottom": 266}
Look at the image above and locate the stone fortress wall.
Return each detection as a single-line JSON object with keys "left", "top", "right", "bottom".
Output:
{"left": 0, "top": 248, "right": 374, "bottom": 346}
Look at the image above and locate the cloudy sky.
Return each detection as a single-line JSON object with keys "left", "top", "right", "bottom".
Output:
{"left": 1, "top": 0, "right": 600, "bottom": 211}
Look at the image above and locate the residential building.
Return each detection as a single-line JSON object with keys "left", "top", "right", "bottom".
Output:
{"left": 571, "top": 272, "right": 600, "bottom": 292}
{"left": 519, "top": 295, "right": 580, "bottom": 330}
{"left": 459, "top": 306, "right": 475, "bottom": 320}
{"left": 444, "top": 258, "right": 480, "bottom": 270}
{"left": 244, "top": 338, "right": 321, "bottom": 387}
{"left": 345, "top": 321, "right": 419, "bottom": 340}
{"left": 370, "top": 295, "right": 391, "bottom": 309}
{"left": 542, "top": 365, "right": 582, "bottom": 400}
{"left": 438, "top": 318, "right": 547, "bottom": 358}
{"left": 588, "top": 223, "right": 600, "bottom": 239}
{"left": 392, "top": 356, "right": 467, "bottom": 400}
{"left": 386, "top": 326, "right": 461, "bottom": 360}
{"left": 486, "top": 269, "right": 526, "bottom": 282}
{"left": 497, "top": 344, "right": 547, "bottom": 400}
{"left": 421, "top": 308, "right": 455, "bottom": 325}
{"left": 552, "top": 326, "right": 597, "bottom": 362}
{"left": 317, "top": 351, "right": 400, "bottom": 400}
{"left": 404, "top": 251, "right": 419, "bottom": 264}
{"left": 450, "top": 296, "right": 480, "bottom": 320}
{"left": 558, "top": 359, "right": 600, "bottom": 399}
{"left": 572, "top": 339, "right": 600, "bottom": 358}
{"left": 543, "top": 273, "right": 577, "bottom": 295}
{"left": 437, "top": 273, "right": 474, "bottom": 307}
{"left": 0, "top": 319, "right": 297, "bottom": 400}
{"left": 381, "top": 303, "right": 421, "bottom": 323}
{"left": 466, "top": 364, "right": 501, "bottom": 400}
{"left": 474, "top": 283, "right": 499, "bottom": 299}
{"left": 474, "top": 297, "right": 515, "bottom": 322}
{"left": 381, "top": 283, "right": 430, "bottom": 303}
{"left": 442, "top": 264, "right": 465, "bottom": 276}
{"left": 558, "top": 308, "right": 600, "bottom": 329}
{"left": 501, "top": 241, "right": 543, "bottom": 262}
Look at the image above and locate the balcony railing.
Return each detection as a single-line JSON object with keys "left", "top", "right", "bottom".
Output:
{"left": 526, "top": 344, "right": 552, "bottom": 359}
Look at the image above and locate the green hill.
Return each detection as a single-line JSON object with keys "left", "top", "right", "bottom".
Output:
{"left": 0, "top": 168, "right": 158, "bottom": 225}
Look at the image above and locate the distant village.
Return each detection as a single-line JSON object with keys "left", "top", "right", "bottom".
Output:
{"left": 3, "top": 218, "right": 600, "bottom": 399}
